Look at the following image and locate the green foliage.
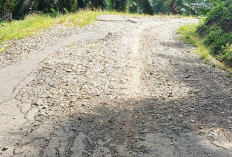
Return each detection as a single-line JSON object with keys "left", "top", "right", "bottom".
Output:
{"left": 197, "top": 0, "right": 232, "bottom": 66}
{"left": 57, "top": 0, "right": 78, "bottom": 13}
{"left": 227, "top": 73, "right": 232, "bottom": 79}
{"left": 0, "top": 14, "right": 54, "bottom": 41}
{"left": 152, "top": 0, "right": 169, "bottom": 14}
{"left": 50, "top": 8, "right": 57, "bottom": 18}
{"left": 0, "top": 10, "right": 141, "bottom": 42}
{"left": 178, "top": 24, "right": 232, "bottom": 75}
{"left": 0, "top": 0, "right": 18, "bottom": 11}
{"left": 126, "top": 0, "right": 138, "bottom": 13}
{"left": 177, "top": 24, "right": 198, "bottom": 45}
{"left": 105, "top": 0, "right": 114, "bottom": 10}
{"left": 1, "top": 0, "right": 222, "bottom": 20}
{"left": 126, "top": 0, "right": 155, "bottom": 15}
{"left": 221, "top": 44, "right": 232, "bottom": 65}
{"left": 180, "top": 0, "right": 213, "bottom": 15}
{"left": 0, "top": 0, "right": 18, "bottom": 20}
{"left": 138, "top": 0, "right": 154, "bottom": 15}
{"left": 177, "top": 24, "right": 210, "bottom": 60}
{"left": 126, "top": 0, "right": 218, "bottom": 15}
{"left": 114, "top": 0, "right": 127, "bottom": 11}
{"left": 104, "top": 0, "right": 127, "bottom": 11}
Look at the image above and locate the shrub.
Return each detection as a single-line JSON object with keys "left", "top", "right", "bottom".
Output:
{"left": 221, "top": 44, "right": 232, "bottom": 65}
{"left": 0, "top": 0, "right": 18, "bottom": 21}
{"left": 197, "top": 0, "right": 232, "bottom": 66}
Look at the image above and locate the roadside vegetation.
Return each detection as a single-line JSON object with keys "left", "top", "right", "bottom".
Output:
{"left": 178, "top": 0, "right": 232, "bottom": 72}
{"left": 0, "top": 10, "right": 141, "bottom": 42}
{"left": 0, "top": 0, "right": 221, "bottom": 21}
{"left": 197, "top": 0, "right": 232, "bottom": 66}
{"left": 177, "top": 24, "right": 210, "bottom": 60}
{"left": 0, "top": 0, "right": 221, "bottom": 43}
{"left": 1, "top": 0, "right": 231, "bottom": 70}
{"left": 0, "top": 14, "right": 54, "bottom": 42}
{"left": 177, "top": 24, "right": 232, "bottom": 74}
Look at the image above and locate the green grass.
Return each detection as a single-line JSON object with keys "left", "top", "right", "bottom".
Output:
{"left": 0, "top": 47, "right": 7, "bottom": 53}
{"left": 67, "top": 43, "right": 74, "bottom": 48}
{"left": 0, "top": 45, "right": 9, "bottom": 53}
{"left": 57, "top": 10, "right": 142, "bottom": 27}
{"left": 177, "top": 24, "right": 232, "bottom": 74}
{"left": 0, "top": 10, "right": 195, "bottom": 43}
{"left": 227, "top": 73, "right": 232, "bottom": 79}
{"left": 177, "top": 24, "right": 210, "bottom": 60}
{"left": 0, "top": 15, "right": 54, "bottom": 42}
{"left": 177, "top": 25, "right": 198, "bottom": 45}
{"left": 0, "top": 10, "right": 142, "bottom": 43}
{"left": 57, "top": 10, "right": 101, "bottom": 27}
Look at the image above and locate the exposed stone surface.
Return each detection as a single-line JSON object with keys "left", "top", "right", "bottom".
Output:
{"left": 0, "top": 25, "right": 79, "bottom": 69}
{"left": 0, "top": 15, "right": 231, "bottom": 157}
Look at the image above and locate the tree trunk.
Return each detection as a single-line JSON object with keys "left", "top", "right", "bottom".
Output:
{"left": 91, "top": 0, "right": 97, "bottom": 9}
{"left": 170, "top": 0, "right": 178, "bottom": 14}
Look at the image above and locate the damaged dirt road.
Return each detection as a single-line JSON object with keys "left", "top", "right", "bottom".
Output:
{"left": 0, "top": 15, "right": 232, "bottom": 157}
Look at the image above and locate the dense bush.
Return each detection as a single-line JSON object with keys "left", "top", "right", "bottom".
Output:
{"left": 180, "top": 0, "right": 213, "bottom": 15}
{"left": 0, "top": 0, "right": 221, "bottom": 21}
{"left": 197, "top": 0, "right": 232, "bottom": 66}
{"left": 2, "top": 0, "right": 90, "bottom": 20}
{"left": 0, "top": 0, "right": 18, "bottom": 20}
{"left": 152, "top": 0, "right": 169, "bottom": 14}
{"left": 126, "top": 0, "right": 154, "bottom": 15}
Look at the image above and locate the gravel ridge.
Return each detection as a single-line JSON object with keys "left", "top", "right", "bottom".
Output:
{"left": 0, "top": 25, "right": 80, "bottom": 69}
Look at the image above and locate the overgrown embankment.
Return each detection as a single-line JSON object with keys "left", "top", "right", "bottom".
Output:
{"left": 0, "top": 0, "right": 218, "bottom": 22}
{"left": 178, "top": 0, "right": 232, "bottom": 70}
{"left": 197, "top": 0, "right": 232, "bottom": 66}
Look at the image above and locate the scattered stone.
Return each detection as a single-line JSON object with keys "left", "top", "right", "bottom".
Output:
{"left": 1, "top": 16, "right": 231, "bottom": 157}
{"left": 32, "top": 102, "right": 39, "bottom": 106}
{"left": 2, "top": 147, "right": 8, "bottom": 151}
{"left": 167, "top": 115, "right": 172, "bottom": 120}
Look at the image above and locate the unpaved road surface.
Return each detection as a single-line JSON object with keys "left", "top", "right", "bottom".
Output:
{"left": 0, "top": 15, "right": 232, "bottom": 157}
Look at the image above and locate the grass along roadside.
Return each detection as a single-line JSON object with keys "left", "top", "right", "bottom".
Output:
{"left": 0, "top": 10, "right": 196, "bottom": 43}
{"left": 0, "top": 44, "right": 10, "bottom": 53}
{"left": 177, "top": 24, "right": 232, "bottom": 75}
{"left": 0, "top": 9, "right": 199, "bottom": 44}
{"left": 0, "top": 10, "right": 141, "bottom": 43}
{"left": 0, "top": 15, "right": 54, "bottom": 42}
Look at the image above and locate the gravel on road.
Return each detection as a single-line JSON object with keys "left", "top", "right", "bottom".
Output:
{"left": 0, "top": 15, "right": 232, "bottom": 157}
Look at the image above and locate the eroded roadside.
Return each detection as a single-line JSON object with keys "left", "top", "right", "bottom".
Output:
{"left": 0, "top": 15, "right": 232, "bottom": 157}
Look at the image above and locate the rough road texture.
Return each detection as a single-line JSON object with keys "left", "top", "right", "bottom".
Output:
{"left": 0, "top": 15, "right": 232, "bottom": 157}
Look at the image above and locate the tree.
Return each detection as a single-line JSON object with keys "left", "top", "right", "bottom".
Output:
{"left": 0, "top": 0, "right": 18, "bottom": 21}
{"left": 169, "top": 0, "right": 178, "bottom": 14}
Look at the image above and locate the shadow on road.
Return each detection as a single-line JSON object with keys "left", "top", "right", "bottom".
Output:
{"left": 7, "top": 25, "right": 232, "bottom": 157}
